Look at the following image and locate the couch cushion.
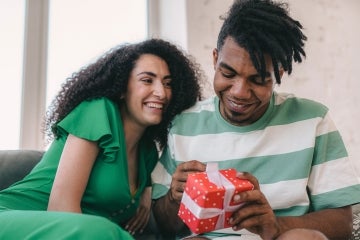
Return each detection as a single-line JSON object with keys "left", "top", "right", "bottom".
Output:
{"left": 353, "top": 204, "right": 360, "bottom": 240}
{"left": 0, "top": 150, "right": 43, "bottom": 190}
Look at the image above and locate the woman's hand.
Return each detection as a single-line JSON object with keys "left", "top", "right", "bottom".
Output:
{"left": 125, "top": 186, "right": 152, "bottom": 235}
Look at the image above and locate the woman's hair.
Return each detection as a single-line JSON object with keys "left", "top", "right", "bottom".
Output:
{"left": 45, "top": 38, "right": 204, "bottom": 149}
{"left": 217, "top": 0, "right": 307, "bottom": 84}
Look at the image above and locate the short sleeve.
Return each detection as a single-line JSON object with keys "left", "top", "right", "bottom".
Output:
{"left": 57, "top": 98, "right": 123, "bottom": 162}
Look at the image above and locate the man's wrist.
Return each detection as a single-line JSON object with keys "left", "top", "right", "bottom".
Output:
{"left": 167, "top": 190, "right": 180, "bottom": 205}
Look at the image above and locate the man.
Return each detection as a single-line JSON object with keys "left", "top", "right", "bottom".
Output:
{"left": 151, "top": 0, "right": 360, "bottom": 239}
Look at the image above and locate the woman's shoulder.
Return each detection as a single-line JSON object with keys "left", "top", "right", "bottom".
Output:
{"left": 78, "top": 97, "right": 116, "bottom": 108}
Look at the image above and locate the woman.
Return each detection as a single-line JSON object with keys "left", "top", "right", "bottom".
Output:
{"left": 0, "top": 38, "right": 203, "bottom": 239}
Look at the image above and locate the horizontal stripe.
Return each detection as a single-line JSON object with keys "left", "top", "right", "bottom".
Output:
{"left": 270, "top": 95, "right": 328, "bottom": 126}
{"left": 274, "top": 205, "right": 310, "bottom": 216}
{"left": 311, "top": 185, "right": 360, "bottom": 211}
{"left": 152, "top": 183, "right": 170, "bottom": 200}
{"left": 314, "top": 131, "right": 348, "bottom": 165}
{"left": 151, "top": 161, "right": 172, "bottom": 189}
{"left": 182, "top": 97, "right": 215, "bottom": 113}
{"left": 172, "top": 118, "right": 323, "bottom": 162}
{"left": 309, "top": 157, "right": 360, "bottom": 195}
{"left": 260, "top": 179, "right": 310, "bottom": 209}
{"left": 316, "top": 112, "right": 337, "bottom": 136}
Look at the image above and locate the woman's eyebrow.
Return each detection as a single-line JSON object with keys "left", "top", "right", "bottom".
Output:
{"left": 136, "top": 71, "right": 156, "bottom": 77}
{"left": 137, "top": 71, "right": 172, "bottom": 80}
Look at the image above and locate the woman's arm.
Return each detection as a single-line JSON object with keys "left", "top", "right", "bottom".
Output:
{"left": 47, "top": 134, "right": 99, "bottom": 212}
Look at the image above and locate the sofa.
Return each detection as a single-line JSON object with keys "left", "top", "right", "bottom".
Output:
{"left": 0, "top": 149, "right": 359, "bottom": 240}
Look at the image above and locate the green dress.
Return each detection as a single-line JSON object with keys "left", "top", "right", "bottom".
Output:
{"left": 0, "top": 97, "right": 158, "bottom": 239}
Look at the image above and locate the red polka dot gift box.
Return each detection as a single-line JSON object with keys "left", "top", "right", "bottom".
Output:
{"left": 178, "top": 163, "right": 254, "bottom": 234}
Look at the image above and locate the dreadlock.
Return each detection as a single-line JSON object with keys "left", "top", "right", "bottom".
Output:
{"left": 217, "top": 0, "right": 307, "bottom": 84}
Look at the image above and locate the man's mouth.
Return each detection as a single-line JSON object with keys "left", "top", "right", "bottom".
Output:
{"left": 227, "top": 99, "right": 252, "bottom": 112}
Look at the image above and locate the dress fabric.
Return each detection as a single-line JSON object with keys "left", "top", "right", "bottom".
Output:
{"left": 0, "top": 97, "right": 158, "bottom": 239}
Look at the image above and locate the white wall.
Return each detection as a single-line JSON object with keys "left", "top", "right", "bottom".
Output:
{"left": 152, "top": 0, "right": 360, "bottom": 174}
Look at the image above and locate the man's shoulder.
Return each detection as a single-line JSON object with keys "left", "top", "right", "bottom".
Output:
{"left": 170, "top": 96, "right": 218, "bottom": 134}
{"left": 173, "top": 96, "right": 217, "bottom": 121}
{"left": 182, "top": 96, "right": 217, "bottom": 114}
{"left": 274, "top": 92, "right": 329, "bottom": 115}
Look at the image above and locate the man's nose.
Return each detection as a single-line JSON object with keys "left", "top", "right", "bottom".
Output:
{"left": 229, "top": 78, "right": 252, "bottom": 99}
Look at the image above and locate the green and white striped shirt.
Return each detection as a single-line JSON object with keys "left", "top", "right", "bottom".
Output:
{"left": 152, "top": 92, "right": 360, "bottom": 217}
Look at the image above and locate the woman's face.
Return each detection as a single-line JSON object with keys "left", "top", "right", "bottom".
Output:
{"left": 121, "top": 54, "right": 172, "bottom": 129}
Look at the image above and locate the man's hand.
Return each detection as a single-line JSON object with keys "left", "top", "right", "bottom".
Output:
{"left": 229, "top": 172, "right": 280, "bottom": 240}
{"left": 169, "top": 160, "right": 206, "bottom": 203}
{"left": 153, "top": 160, "right": 206, "bottom": 235}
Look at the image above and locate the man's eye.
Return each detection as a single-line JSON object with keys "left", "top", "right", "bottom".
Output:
{"left": 221, "top": 71, "right": 235, "bottom": 78}
{"left": 251, "top": 77, "right": 271, "bottom": 85}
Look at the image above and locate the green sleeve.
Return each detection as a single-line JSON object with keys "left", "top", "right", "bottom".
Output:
{"left": 56, "top": 97, "right": 123, "bottom": 163}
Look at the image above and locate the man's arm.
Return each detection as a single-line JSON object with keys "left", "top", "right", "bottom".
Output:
{"left": 152, "top": 160, "right": 207, "bottom": 235}
{"left": 276, "top": 206, "right": 352, "bottom": 240}
{"left": 153, "top": 191, "right": 187, "bottom": 234}
{"left": 230, "top": 172, "right": 353, "bottom": 240}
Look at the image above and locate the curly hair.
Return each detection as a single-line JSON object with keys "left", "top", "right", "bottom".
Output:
{"left": 217, "top": 0, "right": 307, "bottom": 84}
{"left": 45, "top": 38, "right": 204, "bottom": 149}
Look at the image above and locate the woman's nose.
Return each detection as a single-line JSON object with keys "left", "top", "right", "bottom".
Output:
{"left": 153, "top": 82, "right": 166, "bottom": 99}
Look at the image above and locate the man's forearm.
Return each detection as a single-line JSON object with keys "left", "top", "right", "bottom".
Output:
{"left": 153, "top": 191, "right": 187, "bottom": 234}
{"left": 277, "top": 206, "right": 352, "bottom": 240}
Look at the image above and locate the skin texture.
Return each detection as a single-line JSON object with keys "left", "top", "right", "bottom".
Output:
{"left": 153, "top": 37, "right": 353, "bottom": 240}
{"left": 48, "top": 54, "right": 172, "bottom": 235}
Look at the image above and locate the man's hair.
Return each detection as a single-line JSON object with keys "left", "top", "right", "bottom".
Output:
{"left": 217, "top": 0, "right": 307, "bottom": 84}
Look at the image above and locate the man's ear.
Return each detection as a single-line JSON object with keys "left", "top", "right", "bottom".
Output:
{"left": 279, "top": 67, "right": 284, "bottom": 78}
{"left": 213, "top": 48, "right": 218, "bottom": 70}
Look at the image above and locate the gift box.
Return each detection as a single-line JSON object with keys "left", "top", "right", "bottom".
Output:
{"left": 178, "top": 163, "right": 254, "bottom": 234}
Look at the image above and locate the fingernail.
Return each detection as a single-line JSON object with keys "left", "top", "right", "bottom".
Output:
{"left": 236, "top": 172, "right": 245, "bottom": 178}
{"left": 233, "top": 194, "right": 241, "bottom": 202}
{"left": 229, "top": 218, "right": 233, "bottom": 224}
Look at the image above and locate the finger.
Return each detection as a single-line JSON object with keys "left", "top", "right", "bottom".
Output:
{"left": 179, "top": 160, "right": 206, "bottom": 173}
{"left": 127, "top": 217, "right": 145, "bottom": 235}
{"left": 173, "top": 161, "right": 206, "bottom": 184}
{"left": 236, "top": 172, "right": 260, "bottom": 190}
{"left": 126, "top": 210, "right": 146, "bottom": 234}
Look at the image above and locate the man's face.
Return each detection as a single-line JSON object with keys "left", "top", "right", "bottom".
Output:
{"left": 213, "top": 37, "right": 281, "bottom": 126}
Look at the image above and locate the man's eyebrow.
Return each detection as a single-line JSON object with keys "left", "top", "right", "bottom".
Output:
{"left": 219, "top": 62, "right": 237, "bottom": 73}
{"left": 137, "top": 71, "right": 172, "bottom": 80}
{"left": 219, "top": 62, "right": 271, "bottom": 78}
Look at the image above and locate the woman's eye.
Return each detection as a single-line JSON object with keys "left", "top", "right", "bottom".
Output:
{"left": 163, "top": 81, "right": 172, "bottom": 88}
{"left": 141, "top": 78, "right": 153, "bottom": 84}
